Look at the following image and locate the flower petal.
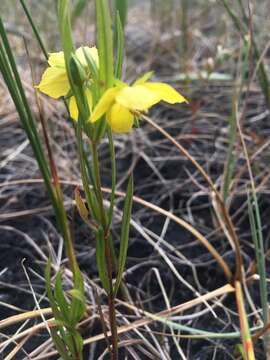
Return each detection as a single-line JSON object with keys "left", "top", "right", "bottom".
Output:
{"left": 116, "top": 85, "right": 160, "bottom": 111}
{"left": 48, "top": 51, "right": 65, "bottom": 67}
{"left": 69, "top": 89, "right": 93, "bottom": 121}
{"left": 36, "top": 66, "right": 70, "bottom": 98}
{"left": 69, "top": 96, "right": 78, "bottom": 121}
{"left": 107, "top": 103, "right": 134, "bottom": 133}
{"left": 76, "top": 46, "right": 99, "bottom": 68}
{"left": 143, "top": 82, "right": 187, "bottom": 104}
{"left": 91, "top": 87, "right": 120, "bottom": 123}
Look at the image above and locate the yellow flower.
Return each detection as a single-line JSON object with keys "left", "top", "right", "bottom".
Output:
{"left": 91, "top": 78, "right": 187, "bottom": 133}
{"left": 36, "top": 46, "right": 99, "bottom": 120}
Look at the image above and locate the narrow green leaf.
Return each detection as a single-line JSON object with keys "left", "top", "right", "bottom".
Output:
{"left": 70, "top": 265, "right": 86, "bottom": 326}
{"left": 114, "top": 12, "right": 124, "bottom": 79}
{"left": 70, "top": 291, "right": 86, "bottom": 324}
{"left": 71, "top": 330, "right": 84, "bottom": 360}
{"left": 96, "top": 228, "right": 110, "bottom": 292}
{"left": 19, "top": 0, "right": 48, "bottom": 59}
{"left": 50, "top": 329, "right": 71, "bottom": 360}
{"left": 94, "top": 0, "right": 115, "bottom": 141}
{"left": 95, "top": 0, "right": 114, "bottom": 90}
{"left": 114, "top": 174, "right": 133, "bottom": 295}
{"left": 0, "top": 18, "right": 75, "bottom": 260}
{"left": 58, "top": 0, "right": 75, "bottom": 62}
{"left": 115, "top": 0, "right": 128, "bottom": 28}
{"left": 69, "top": 289, "right": 85, "bottom": 303}
{"left": 45, "top": 259, "right": 63, "bottom": 321}
{"left": 248, "top": 195, "right": 268, "bottom": 327}
{"left": 75, "top": 123, "right": 100, "bottom": 221}
{"left": 54, "top": 271, "right": 70, "bottom": 324}
{"left": 74, "top": 262, "right": 85, "bottom": 293}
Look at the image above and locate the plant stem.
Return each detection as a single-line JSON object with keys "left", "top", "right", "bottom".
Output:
{"left": 19, "top": 0, "right": 48, "bottom": 60}
{"left": 91, "top": 141, "right": 118, "bottom": 359}
{"left": 235, "top": 281, "right": 255, "bottom": 360}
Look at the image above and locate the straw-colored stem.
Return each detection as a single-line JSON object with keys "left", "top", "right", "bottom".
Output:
{"left": 143, "top": 114, "right": 241, "bottom": 281}
{"left": 235, "top": 281, "right": 255, "bottom": 360}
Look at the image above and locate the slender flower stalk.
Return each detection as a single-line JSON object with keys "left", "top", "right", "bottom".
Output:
{"left": 91, "top": 141, "right": 118, "bottom": 359}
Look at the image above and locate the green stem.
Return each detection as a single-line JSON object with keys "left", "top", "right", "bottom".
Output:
{"left": 107, "top": 128, "right": 116, "bottom": 228}
{"left": 19, "top": 0, "right": 48, "bottom": 60}
{"left": 76, "top": 123, "right": 100, "bottom": 221}
{"left": 91, "top": 142, "right": 108, "bottom": 229}
{"left": 91, "top": 141, "right": 118, "bottom": 359}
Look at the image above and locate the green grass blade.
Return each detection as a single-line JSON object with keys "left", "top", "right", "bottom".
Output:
{"left": 222, "top": 111, "right": 237, "bottom": 202}
{"left": 45, "top": 258, "right": 63, "bottom": 321}
{"left": 95, "top": 0, "right": 114, "bottom": 91}
{"left": 19, "top": 0, "right": 48, "bottom": 59}
{"left": 114, "top": 174, "right": 133, "bottom": 295}
{"left": 114, "top": 12, "right": 124, "bottom": 79}
{"left": 0, "top": 17, "right": 79, "bottom": 276}
{"left": 75, "top": 123, "right": 100, "bottom": 221}
{"left": 107, "top": 128, "right": 116, "bottom": 227}
{"left": 115, "top": 0, "right": 128, "bottom": 28}
{"left": 144, "top": 307, "right": 261, "bottom": 339}
{"left": 58, "top": 0, "right": 75, "bottom": 72}
{"left": 93, "top": 0, "right": 114, "bottom": 141}
{"left": 54, "top": 271, "right": 70, "bottom": 324}
{"left": 50, "top": 329, "right": 71, "bottom": 360}
{"left": 96, "top": 228, "right": 110, "bottom": 292}
{"left": 70, "top": 267, "right": 86, "bottom": 326}
{"left": 0, "top": 19, "right": 54, "bottom": 202}
{"left": 248, "top": 195, "right": 268, "bottom": 328}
